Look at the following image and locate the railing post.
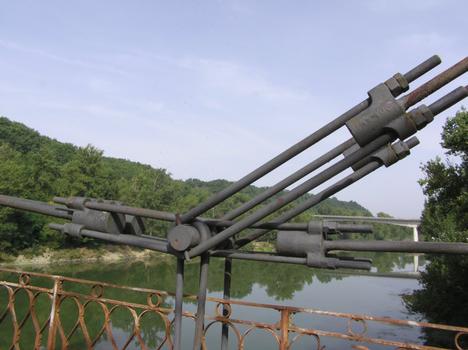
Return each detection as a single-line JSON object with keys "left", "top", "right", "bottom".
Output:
{"left": 279, "top": 309, "right": 290, "bottom": 350}
{"left": 221, "top": 258, "right": 232, "bottom": 350}
{"left": 47, "top": 278, "right": 61, "bottom": 350}
{"left": 174, "top": 258, "right": 185, "bottom": 350}
{"left": 193, "top": 221, "right": 212, "bottom": 350}
{"left": 193, "top": 252, "right": 210, "bottom": 350}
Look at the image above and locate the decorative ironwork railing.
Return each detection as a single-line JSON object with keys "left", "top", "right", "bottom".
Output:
{"left": 1, "top": 267, "right": 466, "bottom": 350}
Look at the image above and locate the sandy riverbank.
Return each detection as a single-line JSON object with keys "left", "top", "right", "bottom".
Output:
{"left": 0, "top": 245, "right": 163, "bottom": 267}
{"left": 0, "top": 241, "right": 275, "bottom": 267}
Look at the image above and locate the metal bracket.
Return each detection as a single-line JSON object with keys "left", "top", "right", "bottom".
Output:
{"left": 56, "top": 196, "right": 145, "bottom": 235}
{"left": 345, "top": 137, "right": 419, "bottom": 171}
{"left": 346, "top": 83, "right": 406, "bottom": 146}
{"left": 61, "top": 223, "right": 84, "bottom": 238}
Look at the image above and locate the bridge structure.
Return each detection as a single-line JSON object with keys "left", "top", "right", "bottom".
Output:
{"left": 1, "top": 55, "right": 468, "bottom": 349}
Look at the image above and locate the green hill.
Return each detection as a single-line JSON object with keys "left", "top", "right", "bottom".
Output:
{"left": 0, "top": 116, "right": 406, "bottom": 254}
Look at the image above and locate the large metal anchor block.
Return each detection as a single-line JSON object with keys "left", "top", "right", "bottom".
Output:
{"left": 53, "top": 196, "right": 145, "bottom": 235}
{"left": 276, "top": 220, "right": 373, "bottom": 270}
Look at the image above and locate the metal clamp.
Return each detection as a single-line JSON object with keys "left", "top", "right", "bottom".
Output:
{"left": 55, "top": 196, "right": 145, "bottom": 235}
{"left": 276, "top": 230, "right": 373, "bottom": 270}
{"left": 71, "top": 209, "right": 122, "bottom": 234}
{"left": 345, "top": 83, "right": 406, "bottom": 146}
{"left": 62, "top": 223, "right": 84, "bottom": 238}
{"left": 385, "top": 105, "right": 434, "bottom": 140}
{"left": 346, "top": 136, "right": 419, "bottom": 171}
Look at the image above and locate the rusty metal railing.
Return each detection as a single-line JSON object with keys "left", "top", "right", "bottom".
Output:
{"left": 1, "top": 267, "right": 467, "bottom": 350}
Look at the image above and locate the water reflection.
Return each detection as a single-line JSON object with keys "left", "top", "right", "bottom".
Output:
{"left": 26, "top": 252, "right": 423, "bottom": 300}
{"left": 0, "top": 252, "right": 425, "bottom": 349}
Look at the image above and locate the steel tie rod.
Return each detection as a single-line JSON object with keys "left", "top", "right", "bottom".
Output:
{"left": 236, "top": 84, "right": 468, "bottom": 247}
{"left": 179, "top": 56, "right": 442, "bottom": 223}
{"left": 209, "top": 251, "right": 372, "bottom": 270}
{"left": 53, "top": 196, "right": 363, "bottom": 231}
{"left": 324, "top": 240, "right": 468, "bottom": 255}
{"left": 186, "top": 133, "right": 395, "bottom": 258}
{"left": 186, "top": 81, "right": 468, "bottom": 258}
{"left": 221, "top": 138, "right": 356, "bottom": 220}
{"left": 235, "top": 138, "right": 419, "bottom": 247}
{"left": 2, "top": 194, "right": 365, "bottom": 232}
{"left": 48, "top": 223, "right": 173, "bottom": 254}
{"left": 0, "top": 195, "right": 72, "bottom": 220}
{"left": 225, "top": 56, "right": 468, "bottom": 224}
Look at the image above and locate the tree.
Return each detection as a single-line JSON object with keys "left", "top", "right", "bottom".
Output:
{"left": 56, "top": 145, "right": 118, "bottom": 199}
{"left": 0, "top": 143, "right": 46, "bottom": 251}
{"left": 405, "top": 108, "right": 468, "bottom": 347}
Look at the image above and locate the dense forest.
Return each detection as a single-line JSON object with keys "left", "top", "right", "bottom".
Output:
{"left": 0, "top": 116, "right": 410, "bottom": 255}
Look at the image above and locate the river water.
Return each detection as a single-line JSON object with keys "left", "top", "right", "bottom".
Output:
{"left": 1, "top": 252, "right": 427, "bottom": 349}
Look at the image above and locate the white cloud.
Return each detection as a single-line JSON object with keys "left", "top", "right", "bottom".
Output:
{"left": 0, "top": 39, "right": 132, "bottom": 77}
{"left": 180, "top": 57, "right": 312, "bottom": 101}
{"left": 66, "top": 47, "right": 314, "bottom": 104}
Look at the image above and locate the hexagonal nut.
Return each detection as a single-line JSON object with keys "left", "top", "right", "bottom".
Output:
{"left": 410, "top": 105, "right": 434, "bottom": 129}
{"left": 374, "top": 144, "right": 397, "bottom": 167}
{"left": 391, "top": 140, "right": 410, "bottom": 159}
{"left": 385, "top": 73, "right": 409, "bottom": 96}
{"left": 419, "top": 105, "right": 434, "bottom": 125}
{"left": 63, "top": 223, "right": 84, "bottom": 238}
{"left": 66, "top": 196, "right": 90, "bottom": 210}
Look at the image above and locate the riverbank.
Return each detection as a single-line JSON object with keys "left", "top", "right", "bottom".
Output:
{"left": 0, "top": 245, "right": 164, "bottom": 266}
{"left": 0, "top": 241, "right": 276, "bottom": 266}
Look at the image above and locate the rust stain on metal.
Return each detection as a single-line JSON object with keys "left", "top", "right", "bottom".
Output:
{"left": 402, "top": 57, "right": 468, "bottom": 109}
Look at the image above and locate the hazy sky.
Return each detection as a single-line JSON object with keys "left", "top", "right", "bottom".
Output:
{"left": 1, "top": 1, "right": 466, "bottom": 218}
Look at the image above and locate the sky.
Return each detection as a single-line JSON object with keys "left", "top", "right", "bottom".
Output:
{"left": 0, "top": 0, "right": 466, "bottom": 218}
